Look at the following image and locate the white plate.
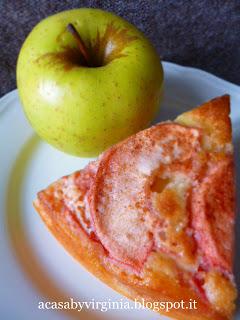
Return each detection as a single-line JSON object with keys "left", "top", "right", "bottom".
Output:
{"left": 1, "top": 61, "right": 240, "bottom": 320}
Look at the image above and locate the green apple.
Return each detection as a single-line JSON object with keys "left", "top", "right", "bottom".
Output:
{"left": 17, "top": 8, "right": 163, "bottom": 157}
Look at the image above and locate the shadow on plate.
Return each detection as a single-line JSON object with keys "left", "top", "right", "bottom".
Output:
{"left": 6, "top": 135, "right": 106, "bottom": 320}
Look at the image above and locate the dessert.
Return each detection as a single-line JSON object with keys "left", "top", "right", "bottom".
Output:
{"left": 34, "top": 95, "right": 237, "bottom": 320}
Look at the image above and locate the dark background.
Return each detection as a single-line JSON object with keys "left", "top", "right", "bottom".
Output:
{"left": 0, "top": 0, "right": 239, "bottom": 97}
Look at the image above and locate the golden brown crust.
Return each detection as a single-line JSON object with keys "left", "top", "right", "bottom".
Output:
{"left": 175, "top": 95, "right": 232, "bottom": 150}
{"left": 34, "top": 95, "right": 236, "bottom": 320}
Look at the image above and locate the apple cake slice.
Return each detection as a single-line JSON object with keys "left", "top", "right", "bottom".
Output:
{"left": 34, "top": 95, "right": 237, "bottom": 320}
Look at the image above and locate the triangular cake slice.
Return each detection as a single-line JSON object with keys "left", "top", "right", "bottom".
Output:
{"left": 34, "top": 95, "right": 237, "bottom": 320}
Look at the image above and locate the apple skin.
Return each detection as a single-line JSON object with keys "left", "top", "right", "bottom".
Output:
{"left": 17, "top": 8, "right": 163, "bottom": 157}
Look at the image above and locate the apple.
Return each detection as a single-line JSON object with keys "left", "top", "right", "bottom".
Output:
{"left": 17, "top": 8, "right": 163, "bottom": 157}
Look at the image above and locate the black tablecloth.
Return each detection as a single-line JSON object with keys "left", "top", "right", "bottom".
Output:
{"left": 0, "top": 0, "right": 239, "bottom": 97}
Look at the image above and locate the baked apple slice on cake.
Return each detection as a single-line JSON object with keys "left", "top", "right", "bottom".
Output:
{"left": 34, "top": 95, "right": 237, "bottom": 320}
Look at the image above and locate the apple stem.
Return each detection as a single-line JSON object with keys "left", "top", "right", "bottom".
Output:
{"left": 67, "top": 23, "right": 90, "bottom": 66}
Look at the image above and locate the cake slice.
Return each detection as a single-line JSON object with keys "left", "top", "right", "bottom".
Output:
{"left": 34, "top": 95, "right": 237, "bottom": 320}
